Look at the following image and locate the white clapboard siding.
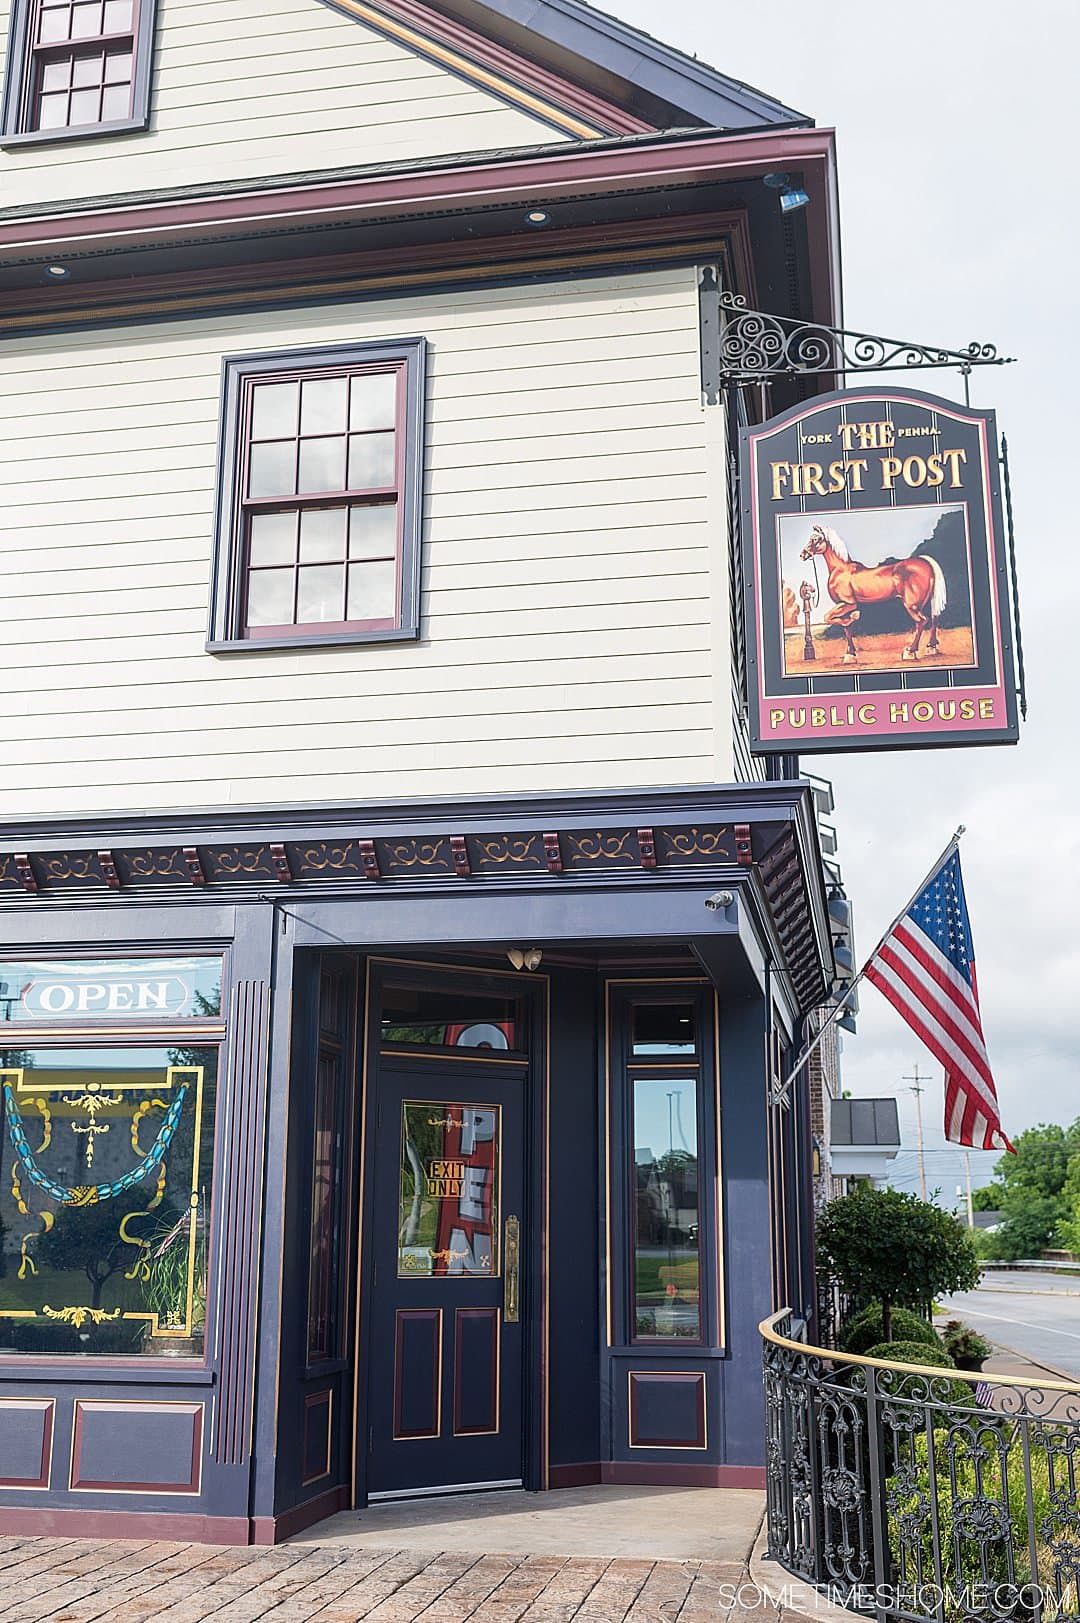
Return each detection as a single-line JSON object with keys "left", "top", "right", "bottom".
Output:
{"left": 0, "top": 0, "right": 568, "bottom": 211}
{"left": 0, "top": 266, "right": 733, "bottom": 815}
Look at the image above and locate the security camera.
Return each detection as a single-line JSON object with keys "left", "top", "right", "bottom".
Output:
{"left": 704, "top": 890, "right": 734, "bottom": 912}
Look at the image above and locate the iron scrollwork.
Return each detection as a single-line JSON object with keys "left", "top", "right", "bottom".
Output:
{"left": 719, "top": 292, "right": 1014, "bottom": 385}
{"left": 762, "top": 1310, "right": 1080, "bottom": 1621}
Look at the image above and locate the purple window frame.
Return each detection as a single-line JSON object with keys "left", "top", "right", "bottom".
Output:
{"left": 208, "top": 339, "right": 427, "bottom": 653}
{"left": 1, "top": 0, "right": 158, "bottom": 145}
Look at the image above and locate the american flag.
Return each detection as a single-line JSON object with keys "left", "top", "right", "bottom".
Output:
{"left": 865, "top": 848, "right": 1013, "bottom": 1153}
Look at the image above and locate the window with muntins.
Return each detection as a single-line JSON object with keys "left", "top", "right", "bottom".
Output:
{"left": 209, "top": 340, "right": 426, "bottom": 651}
{"left": 1, "top": 0, "right": 157, "bottom": 143}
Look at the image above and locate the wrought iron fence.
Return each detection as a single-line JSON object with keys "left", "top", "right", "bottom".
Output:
{"left": 762, "top": 1311, "right": 1080, "bottom": 1623}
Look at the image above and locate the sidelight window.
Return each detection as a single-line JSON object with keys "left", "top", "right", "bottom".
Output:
{"left": 632, "top": 1073, "right": 701, "bottom": 1340}
{"left": 208, "top": 340, "right": 426, "bottom": 651}
{"left": 2, "top": 0, "right": 158, "bottom": 143}
{"left": 611, "top": 986, "right": 720, "bottom": 1348}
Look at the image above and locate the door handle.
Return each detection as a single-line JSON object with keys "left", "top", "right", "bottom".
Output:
{"left": 504, "top": 1215, "right": 521, "bottom": 1323}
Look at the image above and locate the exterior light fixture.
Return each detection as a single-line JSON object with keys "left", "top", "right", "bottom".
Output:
{"left": 524, "top": 209, "right": 551, "bottom": 227}
{"left": 762, "top": 172, "right": 809, "bottom": 214}
{"left": 507, "top": 947, "right": 544, "bottom": 971}
{"left": 704, "top": 890, "right": 734, "bottom": 912}
{"left": 44, "top": 264, "right": 71, "bottom": 281}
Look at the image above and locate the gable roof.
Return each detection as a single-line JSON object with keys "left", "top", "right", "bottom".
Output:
{"left": 344, "top": 0, "right": 809, "bottom": 136}
{"left": 448, "top": 0, "right": 809, "bottom": 127}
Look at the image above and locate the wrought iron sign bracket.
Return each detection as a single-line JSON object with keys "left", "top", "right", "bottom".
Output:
{"left": 717, "top": 292, "right": 1014, "bottom": 404}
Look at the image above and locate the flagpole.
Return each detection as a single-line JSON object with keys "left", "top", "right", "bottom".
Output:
{"left": 771, "top": 825, "right": 967, "bottom": 1105}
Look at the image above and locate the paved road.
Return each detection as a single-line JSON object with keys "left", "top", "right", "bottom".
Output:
{"left": 940, "top": 1270, "right": 1080, "bottom": 1379}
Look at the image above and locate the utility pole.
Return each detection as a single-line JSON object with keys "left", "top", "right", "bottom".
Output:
{"left": 903, "top": 1064, "right": 929, "bottom": 1201}
{"left": 964, "top": 1150, "right": 975, "bottom": 1228}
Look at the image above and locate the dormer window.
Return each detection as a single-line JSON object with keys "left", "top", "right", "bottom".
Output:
{"left": 1, "top": 0, "right": 157, "bottom": 144}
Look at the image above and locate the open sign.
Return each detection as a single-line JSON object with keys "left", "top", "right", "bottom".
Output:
{"left": 21, "top": 974, "right": 193, "bottom": 1019}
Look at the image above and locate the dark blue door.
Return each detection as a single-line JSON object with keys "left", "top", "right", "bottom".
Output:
{"left": 366, "top": 1057, "right": 526, "bottom": 1497}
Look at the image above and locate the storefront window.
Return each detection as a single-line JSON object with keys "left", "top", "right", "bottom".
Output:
{"left": 632, "top": 1074, "right": 700, "bottom": 1339}
{"left": 398, "top": 1101, "right": 500, "bottom": 1277}
{"left": 0, "top": 1044, "right": 217, "bottom": 1356}
{"left": 0, "top": 955, "right": 222, "bottom": 1025}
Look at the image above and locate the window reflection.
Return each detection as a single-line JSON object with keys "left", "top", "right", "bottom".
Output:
{"left": 398, "top": 1102, "right": 500, "bottom": 1277}
{"left": 631, "top": 1004, "right": 696, "bottom": 1056}
{"left": 381, "top": 984, "right": 521, "bottom": 1053}
{"left": 0, "top": 1046, "right": 216, "bottom": 1356}
{"left": 632, "top": 1074, "right": 700, "bottom": 1339}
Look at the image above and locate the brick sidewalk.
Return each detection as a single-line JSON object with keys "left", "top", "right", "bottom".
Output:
{"left": 0, "top": 1540, "right": 798, "bottom": 1623}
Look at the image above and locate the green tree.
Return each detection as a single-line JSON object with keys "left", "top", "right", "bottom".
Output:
{"left": 994, "top": 1122, "right": 1076, "bottom": 1202}
{"left": 983, "top": 1195, "right": 1062, "bottom": 1262}
{"left": 817, "top": 1187, "right": 980, "bottom": 1342}
{"left": 985, "top": 1120, "right": 1080, "bottom": 1258}
{"left": 971, "top": 1183, "right": 1006, "bottom": 1211}
{"left": 1061, "top": 1155, "right": 1080, "bottom": 1252}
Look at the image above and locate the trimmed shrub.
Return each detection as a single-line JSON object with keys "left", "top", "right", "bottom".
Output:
{"left": 864, "top": 1339, "right": 954, "bottom": 1368}
{"left": 839, "top": 1305, "right": 940, "bottom": 1355}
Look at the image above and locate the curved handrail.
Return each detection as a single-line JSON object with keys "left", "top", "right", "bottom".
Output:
{"left": 760, "top": 1308, "right": 1080, "bottom": 1393}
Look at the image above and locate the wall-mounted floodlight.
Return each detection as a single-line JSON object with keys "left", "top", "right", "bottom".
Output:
{"left": 763, "top": 172, "right": 810, "bottom": 214}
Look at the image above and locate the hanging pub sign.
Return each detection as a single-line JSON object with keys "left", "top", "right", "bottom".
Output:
{"left": 739, "top": 386, "right": 1019, "bottom": 754}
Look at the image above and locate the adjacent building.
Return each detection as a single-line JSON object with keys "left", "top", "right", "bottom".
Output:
{"left": 0, "top": 0, "right": 843, "bottom": 1541}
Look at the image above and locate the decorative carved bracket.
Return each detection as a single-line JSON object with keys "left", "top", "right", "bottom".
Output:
{"left": 718, "top": 292, "right": 1014, "bottom": 387}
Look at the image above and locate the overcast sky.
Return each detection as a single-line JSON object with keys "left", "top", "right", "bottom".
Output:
{"left": 606, "top": 0, "right": 1079, "bottom": 1179}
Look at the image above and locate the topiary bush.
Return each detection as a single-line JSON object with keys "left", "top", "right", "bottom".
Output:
{"left": 839, "top": 1305, "right": 940, "bottom": 1355}
{"left": 817, "top": 1187, "right": 980, "bottom": 1341}
{"left": 864, "top": 1339, "right": 953, "bottom": 1368}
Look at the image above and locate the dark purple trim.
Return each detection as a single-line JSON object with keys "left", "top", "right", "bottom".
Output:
{"left": 602, "top": 1461, "right": 766, "bottom": 1489}
{"left": 453, "top": 1307, "right": 499, "bottom": 1435}
{"left": 548, "top": 1460, "right": 602, "bottom": 1487}
{"left": 251, "top": 1484, "right": 350, "bottom": 1546}
{"left": 301, "top": 1389, "right": 334, "bottom": 1485}
{"left": 70, "top": 1400, "right": 203, "bottom": 1493}
{"left": 393, "top": 1309, "right": 442, "bottom": 1440}
{"left": 0, "top": 1505, "right": 252, "bottom": 1542}
{"left": 208, "top": 339, "right": 425, "bottom": 653}
{"left": 213, "top": 978, "right": 271, "bottom": 1466}
{"left": 0, "top": 213, "right": 755, "bottom": 340}
{"left": 0, "top": 0, "right": 158, "bottom": 147}
{"left": 321, "top": 0, "right": 649, "bottom": 136}
{"left": 0, "top": 1398, "right": 53, "bottom": 1488}
{"left": 0, "top": 126, "right": 838, "bottom": 327}
{"left": 627, "top": 1370, "right": 706, "bottom": 1450}
{"left": 550, "top": 1460, "right": 764, "bottom": 1489}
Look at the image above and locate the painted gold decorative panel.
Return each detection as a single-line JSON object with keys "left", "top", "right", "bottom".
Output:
{"left": 0, "top": 1046, "right": 217, "bottom": 1356}
{"left": 398, "top": 1102, "right": 500, "bottom": 1278}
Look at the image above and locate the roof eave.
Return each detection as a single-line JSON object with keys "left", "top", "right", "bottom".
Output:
{"left": 424, "top": 0, "right": 810, "bottom": 129}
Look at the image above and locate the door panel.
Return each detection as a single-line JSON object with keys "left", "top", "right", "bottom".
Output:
{"left": 366, "top": 1059, "right": 525, "bottom": 1497}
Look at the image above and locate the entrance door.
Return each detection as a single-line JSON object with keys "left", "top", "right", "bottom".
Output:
{"left": 366, "top": 1058, "right": 526, "bottom": 1498}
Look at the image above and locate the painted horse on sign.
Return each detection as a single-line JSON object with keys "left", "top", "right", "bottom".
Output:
{"left": 799, "top": 524, "right": 946, "bottom": 663}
